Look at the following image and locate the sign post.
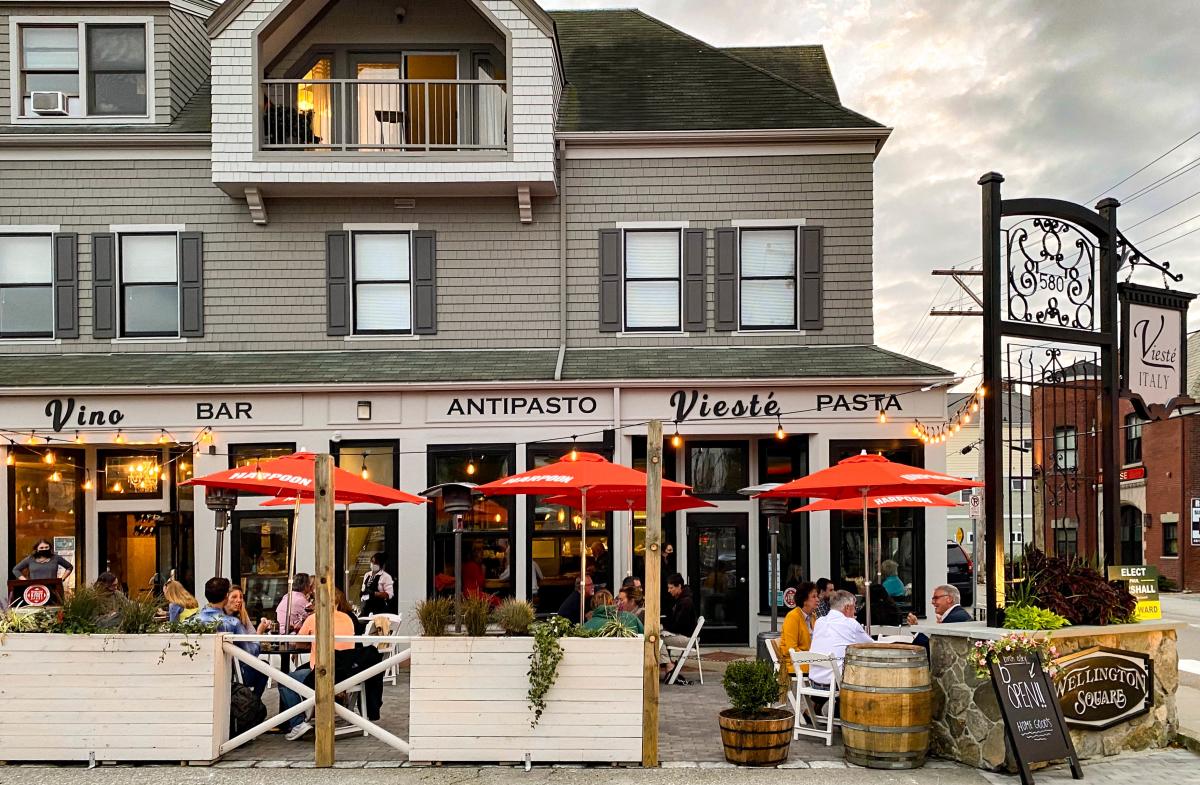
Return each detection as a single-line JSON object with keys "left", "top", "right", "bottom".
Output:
{"left": 989, "top": 651, "right": 1081, "bottom": 785}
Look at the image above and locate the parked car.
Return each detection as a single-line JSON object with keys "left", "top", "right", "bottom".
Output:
{"left": 946, "top": 541, "right": 974, "bottom": 608}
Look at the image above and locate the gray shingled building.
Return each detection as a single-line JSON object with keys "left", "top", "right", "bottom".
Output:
{"left": 0, "top": 0, "right": 952, "bottom": 642}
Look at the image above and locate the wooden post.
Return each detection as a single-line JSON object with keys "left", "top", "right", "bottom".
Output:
{"left": 642, "top": 419, "right": 662, "bottom": 767}
{"left": 314, "top": 453, "right": 336, "bottom": 767}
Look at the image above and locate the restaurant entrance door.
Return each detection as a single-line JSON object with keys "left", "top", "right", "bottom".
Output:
{"left": 686, "top": 513, "right": 748, "bottom": 645}
{"left": 337, "top": 510, "right": 399, "bottom": 613}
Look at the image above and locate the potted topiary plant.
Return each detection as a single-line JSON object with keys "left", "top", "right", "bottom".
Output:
{"left": 718, "top": 659, "right": 793, "bottom": 766}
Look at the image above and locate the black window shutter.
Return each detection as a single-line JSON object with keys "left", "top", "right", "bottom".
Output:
{"left": 714, "top": 227, "right": 738, "bottom": 331}
{"left": 412, "top": 230, "right": 437, "bottom": 335}
{"left": 598, "top": 229, "right": 621, "bottom": 332}
{"left": 799, "top": 226, "right": 824, "bottom": 330}
{"left": 682, "top": 228, "right": 707, "bottom": 332}
{"left": 325, "top": 230, "right": 351, "bottom": 336}
{"left": 179, "top": 231, "right": 204, "bottom": 337}
{"left": 91, "top": 233, "right": 117, "bottom": 339}
{"left": 52, "top": 232, "right": 78, "bottom": 339}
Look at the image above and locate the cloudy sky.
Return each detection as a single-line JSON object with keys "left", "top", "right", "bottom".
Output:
{"left": 544, "top": 0, "right": 1200, "bottom": 381}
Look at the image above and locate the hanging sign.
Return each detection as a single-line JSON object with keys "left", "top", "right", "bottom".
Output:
{"left": 1192, "top": 498, "right": 1200, "bottom": 546}
{"left": 1119, "top": 283, "right": 1195, "bottom": 420}
{"left": 1106, "top": 565, "right": 1161, "bottom": 620}
{"left": 1052, "top": 646, "right": 1153, "bottom": 730}
{"left": 990, "top": 651, "right": 1081, "bottom": 785}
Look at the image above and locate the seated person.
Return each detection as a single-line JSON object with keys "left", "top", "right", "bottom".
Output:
{"left": 808, "top": 590, "right": 872, "bottom": 697}
{"left": 907, "top": 584, "right": 972, "bottom": 626}
{"left": 617, "top": 584, "right": 645, "bottom": 623}
{"left": 164, "top": 579, "right": 200, "bottom": 622}
{"left": 881, "top": 560, "right": 906, "bottom": 598}
{"left": 197, "top": 578, "right": 268, "bottom": 688}
{"left": 861, "top": 582, "right": 902, "bottom": 627}
{"left": 279, "top": 588, "right": 363, "bottom": 740}
{"left": 659, "top": 573, "right": 698, "bottom": 677}
{"left": 777, "top": 581, "right": 818, "bottom": 686}
{"left": 556, "top": 575, "right": 594, "bottom": 624}
{"left": 583, "top": 589, "right": 643, "bottom": 634}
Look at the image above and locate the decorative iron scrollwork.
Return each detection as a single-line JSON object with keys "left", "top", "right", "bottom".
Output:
{"left": 1006, "top": 218, "right": 1096, "bottom": 329}
{"left": 1116, "top": 231, "right": 1185, "bottom": 284}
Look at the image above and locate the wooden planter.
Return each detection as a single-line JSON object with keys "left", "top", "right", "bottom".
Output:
{"left": 0, "top": 633, "right": 228, "bottom": 764}
{"left": 718, "top": 708, "right": 793, "bottom": 766}
{"left": 409, "top": 635, "right": 644, "bottom": 763}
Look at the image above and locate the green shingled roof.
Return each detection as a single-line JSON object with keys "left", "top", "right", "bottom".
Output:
{"left": 721, "top": 46, "right": 840, "bottom": 103}
{"left": 549, "top": 9, "right": 883, "bottom": 132}
{"left": 0, "top": 346, "right": 948, "bottom": 389}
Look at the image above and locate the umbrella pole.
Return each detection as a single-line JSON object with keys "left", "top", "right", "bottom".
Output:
{"left": 285, "top": 497, "right": 300, "bottom": 632}
{"left": 580, "top": 489, "right": 589, "bottom": 623}
{"left": 862, "top": 489, "right": 872, "bottom": 635}
{"left": 627, "top": 503, "right": 634, "bottom": 578}
{"left": 876, "top": 507, "right": 883, "bottom": 584}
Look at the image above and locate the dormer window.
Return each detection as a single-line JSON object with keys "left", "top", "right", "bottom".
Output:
{"left": 15, "top": 20, "right": 151, "bottom": 121}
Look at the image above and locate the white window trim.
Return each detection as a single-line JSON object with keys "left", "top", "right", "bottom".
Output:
{"left": 0, "top": 225, "right": 60, "bottom": 341}
{"left": 735, "top": 224, "right": 802, "bottom": 332}
{"left": 10, "top": 16, "right": 156, "bottom": 125}
{"left": 348, "top": 228, "right": 414, "bottom": 337}
{"left": 621, "top": 226, "right": 683, "bottom": 333}
{"left": 111, "top": 226, "right": 183, "bottom": 340}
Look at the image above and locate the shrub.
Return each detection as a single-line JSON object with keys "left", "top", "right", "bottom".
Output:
{"left": 49, "top": 586, "right": 110, "bottom": 634}
{"left": 1002, "top": 603, "right": 1070, "bottom": 631}
{"left": 415, "top": 597, "right": 453, "bottom": 637}
{"left": 1022, "top": 548, "right": 1135, "bottom": 626}
{"left": 462, "top": 595, "right": 492, "bottom": 637}
{"left": 116, "top": 594, "right": 163, "bottom": 634}
{"left": 722, "top": 660, "right": 779, "bottom": 717}
{"left": 493, "top": 598, "right": 535, "bottom": 636}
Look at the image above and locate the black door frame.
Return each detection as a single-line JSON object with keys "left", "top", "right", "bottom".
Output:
{"left": 337, "top": 508, "right": 399, "bottom": 608}
{"left": 685, "top": 512, "right": 749, "bottom": 645}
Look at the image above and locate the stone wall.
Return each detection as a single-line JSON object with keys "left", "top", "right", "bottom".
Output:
{"left": 928, "top": 624, "right": 1179, "bottom": 772}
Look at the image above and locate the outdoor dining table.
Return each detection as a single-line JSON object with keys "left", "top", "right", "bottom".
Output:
{"left": 259, "top": 641, "right": 310, "bottom": 676}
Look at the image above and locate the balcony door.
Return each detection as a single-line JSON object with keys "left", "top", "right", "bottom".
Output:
{"left": 350, "top": 53, "right": 457, "bottom": 150}
{"left": 405, "top": 53, "right": 458, "bottom": 147}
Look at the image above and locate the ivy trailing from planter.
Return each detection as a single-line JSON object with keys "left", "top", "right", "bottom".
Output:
{"left": 527, "top": 616, "right": 572, "bottom": 728}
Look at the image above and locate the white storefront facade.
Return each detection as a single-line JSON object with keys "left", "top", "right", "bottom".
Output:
{"left": 2, "top": 378, "right": 949, "bottom": 645}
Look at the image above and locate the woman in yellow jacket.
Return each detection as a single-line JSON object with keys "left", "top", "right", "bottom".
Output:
{"left": 776, "top": 581, "right": 819, "bottom": 690}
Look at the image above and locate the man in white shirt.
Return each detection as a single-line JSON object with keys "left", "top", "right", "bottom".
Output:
{"left": 808, "top": 589, "right": 872, "bottom": 688}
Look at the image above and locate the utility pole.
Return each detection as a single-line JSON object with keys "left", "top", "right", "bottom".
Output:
{"left": 314, "top": 454, "right": 336, "bottom": 767}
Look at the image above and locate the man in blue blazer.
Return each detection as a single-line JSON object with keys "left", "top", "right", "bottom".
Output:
{"left": 907, "top": 584, "right": 972, "bottom": 626}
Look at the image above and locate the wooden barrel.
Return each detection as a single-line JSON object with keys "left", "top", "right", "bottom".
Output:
{"left": 839, "top": 643, "right": 931, "bottom": 769}
{"left": 718, "top": 708, "right": 793, "bottom": 766}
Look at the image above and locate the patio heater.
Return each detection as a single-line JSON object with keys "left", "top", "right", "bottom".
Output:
{"left": 205, "top": 485, "right": 238, "bottom": 579}
{"left": 420, "top": 482, "right": 477, "bottom": 633}
{"left": 740, "top": 483, "right": 787, "bottom": 662}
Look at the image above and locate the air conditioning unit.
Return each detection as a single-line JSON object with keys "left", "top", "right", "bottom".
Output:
{"left": 30, "top": 91, "right": 68, "bottom": 116}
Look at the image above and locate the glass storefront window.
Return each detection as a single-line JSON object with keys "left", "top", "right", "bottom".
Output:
{"left": 98, "top": 449, "right": 164, "bottom": 500}
{"left": 174, "top": 448, "right": 195, "bottom": 513}
{"left": 99, "top": 511, "right": 194, "bottom": 597}
{"left": 759, "top": 436, "right": 809, "bottom": 615}
{"left": 686, "top": 441, "right": 749, "bottom": 498}
{"left": 527, "top": 446, "right": 613, "bottom": 608}
{"left": 630, "top": 436, "right": 679, "bottom": 581}
{"left": 233, "top": 511, "right": 292, "bottom": 621}
{"left": 335, "top": 441, "right": 395, "bottom": 488}
{"left": 429, "top": 445, "right": 515, "bottom": 599}
{"left": 229, "top": 443, "right": 296, "bottom": 497}
{"left": 8, "top": 447, "right": 82, "bottom": 589}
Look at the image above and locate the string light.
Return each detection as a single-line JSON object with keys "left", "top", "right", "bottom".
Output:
{"left": 74, "top": 431, "right": 84, "bottom": 444}
{"left": 49, "top": 470, "right": 61, "bottom": 483}
{"left": 254, "top": 461, "right": 264, "bottom": 481}
{"left": 114, "top": 430, "right": 125, "bottom": 444}
{"left": 569, "top": 437, "right": 579, "bottom": 461}
{"left": 878, "top": 411, "right": 887, "bottom": 424}
{"left": 26, "top": 431, "right": 37, "bottom": 446}
{"left": 466, "top": 455, "right": 476, "bottom": 476}
{"left": 82, "top": 470, "right": 94, "bottom": 491}
{"left": 775, "top": 416, "right": 786, "bottom": 441}
{"left": 43, "top": 450, "right": 55, "bottom": 465}
{"left": 200, "top": 428, "right": 214, "bottom": 445}
{"left": 670, "top": 422, "right": 682, "bottom": 449}
{"left": 158, "top": 430, "right": 169, "bottom": 445}
{"left": 5, "top": 452, "right": 12, "bottom": 467}
{"left": 360, "top": 456, "right": 370, "bottom": 481}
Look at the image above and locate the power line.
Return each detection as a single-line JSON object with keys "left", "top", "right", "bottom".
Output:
{"left": 1122, "top": 155, "right": 1200, "bottom": 204}
{"left": 1124, "top": 188, "right": 1200, "bottom": 231}
{"left": 1145, "top": 222, "right": 1200, "bottom": 253}
{"left": 1086, "top": 128, "right": 1200, "bottom": 204}
{"left": 1133, "top": 209, "right": 1200, "bottom": 245}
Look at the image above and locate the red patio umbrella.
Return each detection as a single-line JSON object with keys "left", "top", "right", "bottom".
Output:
{"left": 475, "top": 451, "right": 689, "bottom": 620}
{"left": 793, "top": 494, "right": 959, "bottom": 589}
{"left": 758, "top": 453, "right": 980, "bottom": 631}
{"left": 186, "top": 452, "right": 425, "bottom": 622}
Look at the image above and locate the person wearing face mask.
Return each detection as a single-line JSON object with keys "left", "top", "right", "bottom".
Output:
{"left": 12, "top": 539, "right": 73, "bottom": 582}
{"left": 359, "top": 552, "right": 394, "bottom": 616}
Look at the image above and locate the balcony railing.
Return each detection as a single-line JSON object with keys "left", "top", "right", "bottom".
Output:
{"left": 261, "top": 78, "right": 508, "bottom": 153}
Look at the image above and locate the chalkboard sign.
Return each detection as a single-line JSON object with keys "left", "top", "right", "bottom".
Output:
{"left": 989, "top": 651, "right": 1081, "bottom": 785}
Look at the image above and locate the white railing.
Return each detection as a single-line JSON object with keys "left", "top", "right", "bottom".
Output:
{"left": 220, "top": 634, "right": 412, "bottom": 756}
{"left": 261, "top": 79, "right": 507, "bottom": 153}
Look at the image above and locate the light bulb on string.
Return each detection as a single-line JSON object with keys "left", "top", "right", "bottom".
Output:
{"left": 49, "top": 470, "right": 61, "bottom": 483}
{"left": 254, "top": 461, "right": 264, "bottom": 481}
{"left": 670, "top": 422, "right": 682, "bottom": 449}
{"left": 569, "top": 437, "right": 579, "bottom": 461}
{"left": 43, "top": 450, "right": 55, "bottom": 465}
{"left": 878, "top": 411, "right": 887, "bottom": 424}
{"left": 971, "top": 401, "right": 979, "bottom": 414}
{"left": 158, "top": 430, "right": 169, "bottom": 445}
{"left": 82, "top": 470, "right": 94, "bottom": 491}
{"left": 977, "top": 385, "right": 986, "bottom": 398}
{"left": 360, "top": 456, "right": 370, "bottom": 481}
{"left": 114, "top": 430, "right": 125, "bottom": 444}
{"left": 26, "top": 431, "right": 37, "bottom": 446}
{"left": 200, "top": 428, "right": 214, "bottom": 445}
{"left": 775, "top": 416, "right": 787, "bottom": 441}
{"left": 74, "top": 431, "right": 84, "bottom": 444}
{"left": 466, "top": 455, "right": 476, "bottom": 476}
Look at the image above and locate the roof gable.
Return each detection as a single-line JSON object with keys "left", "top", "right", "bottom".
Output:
{"left": 549, "top": 9, "right": 883, "bottom": 133}
{"left": 721, "top": 46, "right": 839, "bottom": 103}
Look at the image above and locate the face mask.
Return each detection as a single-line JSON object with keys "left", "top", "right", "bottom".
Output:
{"left": 370, "top": 564, "right": 382, "bottom": 574}
{"left": 36, "top": 549, "right": 51, "bottom": 558}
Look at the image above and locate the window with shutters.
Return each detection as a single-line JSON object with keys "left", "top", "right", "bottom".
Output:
{"left": 352, "top": 231, "right": 412, "bottom": 335}
{"left": 739, "top": 228, "right": 797, "bottom": 329}
{"left": 14, "top": 20, "right": 152, "bottom": 122}
{"left": 0, "top": 234, "right": 54, "bottom": 338}
{"left": 118, "top": 233, "right": 179, "bottom": 338}
{"left": 624, "top": 229, "right": 681, "bottom": 331}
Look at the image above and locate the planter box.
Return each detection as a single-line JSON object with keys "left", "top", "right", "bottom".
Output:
{"left": 409, "top": 636, "right": 644, "bottom": 763}
{"left": 0, "top": 633, "right": 229, "bottom": 763}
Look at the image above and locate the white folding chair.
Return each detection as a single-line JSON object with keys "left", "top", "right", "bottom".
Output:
{"left": 772, "top": 639, "right": 799, "bottom": 712}
{"left": 790, "top": 650, "right": 841, "bottom": 746}
{"left": 664, "top": 616, "right": 706, "bottom": 685}
{"left": 336, "top": 683, "right": 370, "bottom": 737}
{"left": 364, "top": 612, "right": 405, "bottom": 686}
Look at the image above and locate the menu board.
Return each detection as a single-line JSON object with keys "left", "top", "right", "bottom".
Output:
{"left": 989, "top": 651, "right": 1081, "bottom": 785}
